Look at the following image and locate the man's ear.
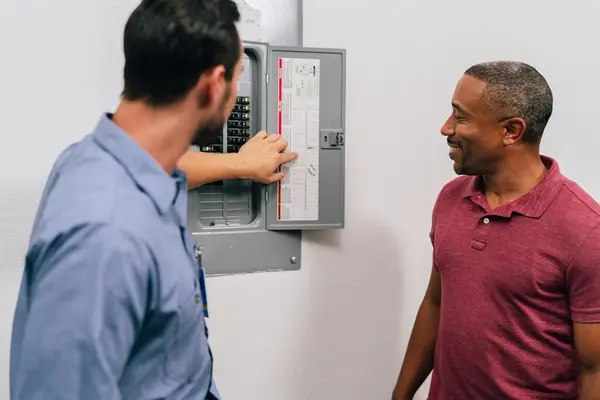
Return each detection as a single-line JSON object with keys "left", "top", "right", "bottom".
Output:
{"left": 502, "top": 117, "right": 527, "bottom": 145}
{"left": 196, "top": 66, "right": 227, "bottom": 108}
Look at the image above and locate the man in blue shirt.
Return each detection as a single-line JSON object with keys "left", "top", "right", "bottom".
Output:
{"left": 10, "top": 0, "right": 295, "bottom": 398}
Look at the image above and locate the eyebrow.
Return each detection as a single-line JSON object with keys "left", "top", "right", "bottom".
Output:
{"left": 452, "top": 102, "right": 468, "bottom": 115}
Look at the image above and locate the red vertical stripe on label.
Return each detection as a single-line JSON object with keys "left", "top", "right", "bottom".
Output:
{"left": 278, "top": 58, "right": 282, "bottom": 135}
{"left": 277, "top": 58, "right": 283, "bottom": 220}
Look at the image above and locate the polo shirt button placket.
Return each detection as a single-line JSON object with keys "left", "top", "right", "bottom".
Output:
{"left": 471, "top": 216, "right": 491, "bottom": 250}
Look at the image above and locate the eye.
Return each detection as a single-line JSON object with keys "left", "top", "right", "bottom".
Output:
{"left": 452, "top": 113, "right": 466, "bottom": 123}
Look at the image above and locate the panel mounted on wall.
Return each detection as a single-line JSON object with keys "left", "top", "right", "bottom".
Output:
{"left": 187, "top": 42, "right": 346, "bottom": 276}
{"left": 188, "top": 42, "right": 302, "bottom": 276}
{"left": 189, "top": 42, "right": 266, "bottom": 232}
{"left": 266, "top": 46, "right": 346, "bottom": 231}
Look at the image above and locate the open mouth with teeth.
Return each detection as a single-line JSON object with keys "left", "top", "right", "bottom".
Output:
{"left": 448, "top": 141, "right": 462, "bottom": 159}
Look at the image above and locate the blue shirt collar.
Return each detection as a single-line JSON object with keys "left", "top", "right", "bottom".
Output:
{"left": 91, "top": 113, "right": 188, "bottom": 223}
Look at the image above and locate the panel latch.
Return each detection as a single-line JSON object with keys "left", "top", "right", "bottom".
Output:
{"left": 321, "top": 130, "right": 345, "bottom": 149}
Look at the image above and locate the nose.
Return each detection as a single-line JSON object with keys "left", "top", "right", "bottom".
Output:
{"left": 440, "top": 116, "right": 454, "bottom": 137}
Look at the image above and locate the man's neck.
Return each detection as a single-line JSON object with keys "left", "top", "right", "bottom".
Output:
{"left": 482, "top": 151, "right": 547, "bottom": 208}
{"left": 112, "top": 100, "right": 193, "bottom": 174}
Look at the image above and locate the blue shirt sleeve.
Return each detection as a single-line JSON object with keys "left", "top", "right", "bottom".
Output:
{"left": 11, "top": 222, "right": 153, "bottom": 399}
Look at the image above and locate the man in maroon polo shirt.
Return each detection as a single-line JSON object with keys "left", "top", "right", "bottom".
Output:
{"left": 392, "top": 62, "right": 600, "bottom": 399}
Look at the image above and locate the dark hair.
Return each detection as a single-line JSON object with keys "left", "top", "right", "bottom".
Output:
{"left": 464, "top": 61, "right": 553, "bottom": 144}
{"left": 122, "top": 0, "right": 241, "bottom": 106}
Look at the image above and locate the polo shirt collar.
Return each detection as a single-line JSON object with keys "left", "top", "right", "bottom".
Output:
{"left": 463, "top": 155, "right": 563, "bottom": 218}
{"left": 92, "top": 113, "right": 188, "bottom": 220}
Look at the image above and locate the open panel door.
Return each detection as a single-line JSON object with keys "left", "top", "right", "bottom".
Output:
{"left": 266, "top": 46, "right": 346, "bottom": 231}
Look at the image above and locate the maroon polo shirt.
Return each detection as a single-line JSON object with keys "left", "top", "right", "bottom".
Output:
{"left": 428, "top": 156, "right": 600, "bottom": 399}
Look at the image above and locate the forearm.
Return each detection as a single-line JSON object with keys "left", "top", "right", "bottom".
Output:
{"left": 580, "top": 368, "right": 600, "bottom": 400}
{"left": 392, "top": 300, "right": 440, "bottom": 399}
{"left": 178, "top": 150, "right": 244, "bottom": 189}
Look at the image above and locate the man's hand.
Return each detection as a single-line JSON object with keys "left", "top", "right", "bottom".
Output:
{"left": 178, "top": 131, "right": 298, "bottom": 189}
{"left": 236, "top": 131, "right": 298, "bottom": 183}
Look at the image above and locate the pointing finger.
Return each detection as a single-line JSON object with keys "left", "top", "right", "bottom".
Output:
{"left": 266, "top": 133, "right": 281, "bottom": 143}
{"left": 254, "top": 131, "right": 268, "bottom": 140}
{"left": 279, "top": 152, "right": 298, "bottom": 164}
{"left": 274, "top": 137, "right": 288, "bottom": 152}
{"left": 266, "top": 171, "right": 285, "bottom": 183}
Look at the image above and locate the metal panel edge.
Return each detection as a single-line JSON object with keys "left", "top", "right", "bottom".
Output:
{"left": 266, "top": 45, "right": 347, "bottom": 231}
{"left": 187, "top": 41, "right": 303, "bottom": 276}
{"left": 191, "top": 230, "right": 301, "bottom": 276}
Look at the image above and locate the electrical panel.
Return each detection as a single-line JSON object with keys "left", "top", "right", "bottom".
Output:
{"left": 198, "top": 96, "right": 251, "bottom": 154}
{"left": 187, "top": 41, "right": 346, "bottom": 275}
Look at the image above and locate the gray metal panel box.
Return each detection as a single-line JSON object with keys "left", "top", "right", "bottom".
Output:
{"left": 266, "top": 46, "right": 346, "bottom": 231}
{"left": 187, "top": 42, "right": 346, "bottom": 276}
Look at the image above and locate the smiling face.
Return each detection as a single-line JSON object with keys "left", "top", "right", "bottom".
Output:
{"left": 440, "top": 75, "right": 508, "bottom": 176}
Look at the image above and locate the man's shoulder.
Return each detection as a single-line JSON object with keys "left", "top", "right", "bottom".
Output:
{"left": 556, "top": 176, "right": 600, "bottom": 220}
{"left": 31, "top": 139, "right": 162, "bottom": 253}
{"left": 547, "top": 176, "right": 600, "bottom": 246}
{"left": 552, "top": 177, "right": 600, "bottom": 267}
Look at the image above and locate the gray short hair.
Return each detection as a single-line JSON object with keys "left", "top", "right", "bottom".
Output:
{"left": 464, "top": 61, "right": 553, "bottom": 144}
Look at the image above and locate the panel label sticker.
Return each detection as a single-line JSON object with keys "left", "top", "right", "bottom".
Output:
{"left": 277, "top": 57, "right": 320, "bottom": 221}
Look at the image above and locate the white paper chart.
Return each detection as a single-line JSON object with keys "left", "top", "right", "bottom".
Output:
{"left": 277, "top": 57, "right": 321, "bottom": 221}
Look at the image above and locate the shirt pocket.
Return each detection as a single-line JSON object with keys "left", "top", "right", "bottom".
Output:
{"left": 164, "top": 280, "right": 208, "bottom": 383}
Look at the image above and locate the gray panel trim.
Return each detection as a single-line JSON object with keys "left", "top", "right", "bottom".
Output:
{"left": 188, "top": 42, "right": 270, "bottom": 235}
{"left": 187, "top": 41, "right": 303, "bottom": 275}
{"left": 266, "top": 46, "right": 346, "bottom": 231}
{"left": 186, "top": 43, "right": 346, "bottom": 276}
{"left": 191, "top": 230, "right": 301, "bottom": 276}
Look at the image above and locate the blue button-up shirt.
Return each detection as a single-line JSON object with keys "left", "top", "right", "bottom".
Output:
{"left": 10, "top": 114, "right": 219, "bottom": 399}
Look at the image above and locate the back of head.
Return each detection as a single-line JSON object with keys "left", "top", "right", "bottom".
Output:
{"left": 464, "top": 61, "right": 553, "bottom": 144}
{"left": 122, "top": 0, "right": 241, "bottom": 107}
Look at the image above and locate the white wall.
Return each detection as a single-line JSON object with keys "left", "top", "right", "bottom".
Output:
{"left": 1, "top": 1, "right": 600, "bottom": 400}
{"left": 239, "top": 0, "right": 302, "bottom": 46}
